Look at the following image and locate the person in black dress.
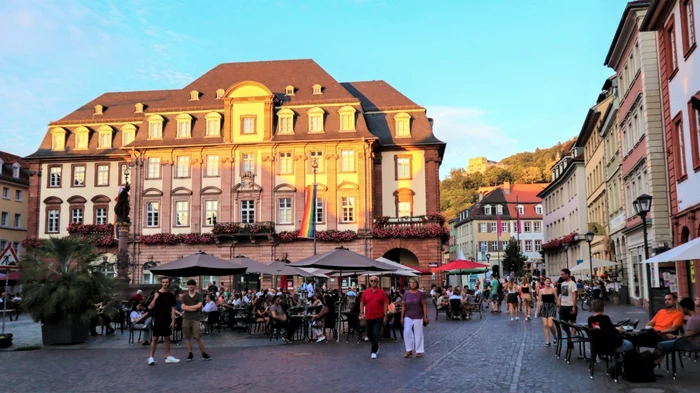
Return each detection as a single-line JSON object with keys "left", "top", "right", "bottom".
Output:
{"left": 147, "top": 277, "right": 180, "bottom": 365}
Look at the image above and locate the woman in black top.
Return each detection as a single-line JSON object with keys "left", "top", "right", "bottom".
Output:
{"left": 537, "top": 277, "right": 558, "bottom": 346}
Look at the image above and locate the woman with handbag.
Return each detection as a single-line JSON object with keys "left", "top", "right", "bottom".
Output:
{"left": 401, "top": 278, "right": 429, "bottom": 358}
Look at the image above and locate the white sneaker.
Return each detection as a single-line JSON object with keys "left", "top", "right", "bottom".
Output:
{"left": 316, "top": 336, "right": 327, "bottom": 343}
{"left": 515, "top": 317, "right": 520, "bottom": 320}
{"left": 371, "top": 353, "right": 377, "bottom": 359}
{"left": 147, "top": 357, "right": 155, "bottom": 366}
{"left": 511, "top": 318, "right": 514, "bottom": 321}
{"left": 165, "top": 356, "right": 180, "bottom": 363}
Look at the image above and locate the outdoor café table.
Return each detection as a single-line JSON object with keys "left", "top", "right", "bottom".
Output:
{"left": 620, "top": 329, "right": 663, "bottom": 349}
{"left": 289, "top": 313, "right": 312, "bottom": 341}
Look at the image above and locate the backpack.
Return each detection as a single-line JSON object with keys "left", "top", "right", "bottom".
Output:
{"left": 623, "top": 350, "right": 656, "bottom": 383}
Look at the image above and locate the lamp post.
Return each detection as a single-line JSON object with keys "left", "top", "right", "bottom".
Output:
{"left": 633, "top": 193, "right": 653, "bottom": 318}
{"left": 585, "top": 232, "right": 595, "bottom": 284}
{"left": 311, "top": 157, "right": 319, "bottom": 256}
{"left": 563, "top": 242, "right": 570, "bottom": 270}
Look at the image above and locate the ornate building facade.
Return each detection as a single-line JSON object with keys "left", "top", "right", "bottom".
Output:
{"left": 24, "top": 59, "right": 446, "bottom": 288}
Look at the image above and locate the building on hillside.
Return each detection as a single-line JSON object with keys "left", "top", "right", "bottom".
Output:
{"left": 23, "top": 59, "right": 447, "bottom": 289}
{"left": 605, "top": 0, "right": 673, "bottom": 307}
{"left": 641, "top": 0, "right": 700, "bottom": 298}
{"left": 0, "top": 151, "right": 29, "bottom": 258}
{"left": 579, "top": 76, "right": 616, "bottom": 264}
{"left": 538, "top": 145, "right": 588, "bottom": 276}
{"left": 599, "top": 77, "right": 629, "bottom": 281}
{"left": 454, "top": 182, "right": 546, "bottom": 275}
{"left": 466, "top": 156, "right": 505, "bottom": 174}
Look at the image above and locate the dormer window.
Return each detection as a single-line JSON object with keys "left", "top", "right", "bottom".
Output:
{"left": 216, "top": 89, "right": 225, "bottom": 99}
{"left": 395, "top": 113, "right": 411, "bottom": 137}
{"left": 496, "top": 205, "right": 503, "bottom": 215}
{"left": 205, "top": 112, "right": 222, "bottom": 137}
{"left": 148, "top": 115, "right": 163, "bottom": 139}
{"left": 121, "top": 124, "right": 136, "bottom": 146}
{"left": 484, "top": 205, "right": 492, "bottom": 215}
{"left": 97, "top": 125, "right": 113, "bottom": 149}
{"left": 339, "top": 106, "right": 356, "bottom": 131}
{"left": 12, "top": 163, "right": 20, "bottom": 179}
{"left": 51, "top": 128, "right": 66, "bottom": 151}
{"left": 308, "top": 107, "right": 324, "bottom": 133}
{"left": 134, "top": 103, "right": 144, "bottom": 113}
{"left": 285, "top": 85, "right": 295, "bottom": 96}
{"left": 94, "top": 104, "right": 103, "bottom": 115}
{"left": 277, "top": 108, "right": 295, "bottom": 134}
{"left": 517, "top": 205, "right": 524, "bottom": 215}
{"left": 535, "top": 204, "right": 543, "bottom": 215}
{"left": 74, "top": 126, "right": 90, "bottom": 150}
{"left": 189, "top": 90, "right": 200, "bottom": 101}
{"left": 312, "top": 84, "right": 322, "bottom": 95}
{"left": 176, "top": 113, "right": 192, "bottom": 138}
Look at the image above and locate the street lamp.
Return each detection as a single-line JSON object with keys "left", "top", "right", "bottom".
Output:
{"left": 633, "top": 193, "right": 653, "bottom": 318}
{"left": 585, "top": 231, "right": 594, "bottom": 284}
{"left": 311, "top": 157, "right": 319, "bottom": 256}
{"left": 563, "top": 241, "right": 570, "bottom": 269}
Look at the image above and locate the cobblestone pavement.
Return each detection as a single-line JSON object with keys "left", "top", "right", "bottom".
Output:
{"left": 1, "top": 303, "right": 697, "bottom": 393}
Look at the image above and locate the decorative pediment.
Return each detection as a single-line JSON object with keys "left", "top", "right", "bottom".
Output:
{"left": 91, "top": 195, "right": 111, "bottom": 203}
{"left": 273, "top": 183, "right": 296, "bottom": 192}
{"left": 43, "top": 196, "right": 63, "bottom": 204}
{"left": 201, "top": 186, "right": 222, "bottom": 195}
{"left": 232, "top": 183, "right": 263, "bottom": 192}
{"left": 67, "top": 196, "right": 87, "bottom": 204}
{"left": 337, "top": 181, "right": 360, "bottom": 190}
{"left": 142, "top": 188, "right": 163, "bottom": 196}
{"left": 171, "top": 187, "right": 193, "bottom": 196}
{"left": 393, "top": 188, "right": 415, "bottom": 197}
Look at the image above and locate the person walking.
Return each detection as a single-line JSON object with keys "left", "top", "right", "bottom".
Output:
{"left": 537, "top": 277, "right": 558, "bottom": 346}
{"left": 489, "top": 275, "right": 500, "bottom": 313}
{"left": 505, "top": 278, "right": 520, "bottom": 321}
{"left": 401, "top": 278, "right": 428, "bottom": 358}
{"left": 559, "top": 269, "right": 578, "bottom": 325}
{"left": 520, "top": 277, "right": 533, "bottom": 321}
{"left": 180, "top": 279, "right": 212, "bottom": 361}
{"left": 360, "top": 275, "right": 389, "bottom": 359}
{"left": 147, "top": 277, "right": 180, "bottom": 365}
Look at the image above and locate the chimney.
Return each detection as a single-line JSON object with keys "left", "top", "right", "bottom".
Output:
{"left": 504, "top": 181, "right": 511, "bottom": 194}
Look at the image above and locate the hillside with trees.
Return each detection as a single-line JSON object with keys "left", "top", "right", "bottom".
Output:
{"left": 440, "top": 138, "right": 576, "bottom": 220}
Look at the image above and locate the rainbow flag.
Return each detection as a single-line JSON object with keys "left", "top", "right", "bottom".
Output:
{"left": 299, "top": 185, "right": 316, "bottom": 239}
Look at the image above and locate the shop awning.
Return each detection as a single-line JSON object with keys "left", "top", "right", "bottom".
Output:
{"left": 641, "top": 236, "right": 700, "bottom": 264}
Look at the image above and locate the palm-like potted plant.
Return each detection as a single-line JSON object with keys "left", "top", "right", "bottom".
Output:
{"left": 20, "top": 236, "right": 117, "bottom": 345}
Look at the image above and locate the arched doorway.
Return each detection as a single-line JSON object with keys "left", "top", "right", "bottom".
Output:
{"left": 383, "top": 248, "right": 420, "bottom": 290}
{"left": 681, "top": 227, "right": 695, "bottom": 298}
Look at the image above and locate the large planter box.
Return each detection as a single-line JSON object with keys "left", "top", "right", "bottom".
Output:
{"left": 41, "top": 317, "right": 89, "bottom": 345}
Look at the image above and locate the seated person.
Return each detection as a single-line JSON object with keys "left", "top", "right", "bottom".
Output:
{"left": 202, "top": 294, "right": 218, "bottom": 313}
{"left": 346, "top": 287, "right": 358, "bottom": 297}
{"left": 437, "top": 293, "right": 450, "bottom": 310}
{"left": 587, "top": 299, "right": 633, "bottom": 353}
{"left": 231, "top": 294, "right": 243, "bottom": 307}
{"left": 130, "top": 303, "right": 152, "bottom": 345}
{"left": 647, "top": 293, "right": 684, "bottom": 336}
{"left": 269, "top": 295, "right": 297, "bottom": 344}
{"left": 449, "top": 287, "right": 463, "bottom": 319}
{"left": 655, "top": 297, "right": 700, "bottom": 361}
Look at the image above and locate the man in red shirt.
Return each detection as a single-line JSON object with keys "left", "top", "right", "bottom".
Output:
{"left": 360, "top": 275, "right": 388, "bottom": 359}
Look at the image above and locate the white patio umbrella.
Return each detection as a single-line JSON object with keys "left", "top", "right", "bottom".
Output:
{"left": 569, "top": 258, "right": 618, "bottom": 273}
{"left": 641, "top": 236, "right": 700, "bottom": 263}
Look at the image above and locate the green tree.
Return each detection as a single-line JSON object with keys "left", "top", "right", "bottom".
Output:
{"left": 502, "top": 239, "right": 528, "bottom": 276}
{"left": 521, "top": 166, "right": 542, "bottom": 184}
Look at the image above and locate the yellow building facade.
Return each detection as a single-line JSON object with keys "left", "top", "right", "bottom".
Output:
{"left": 0, "top": 152, "right": 29, "bottom": 258}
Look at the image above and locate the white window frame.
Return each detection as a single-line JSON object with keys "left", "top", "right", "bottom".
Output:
{"left": 206, "top": 155, "right": 220, "bottom": 177}
{"left": 534, "top": 240, "right": 542, "bottom": 252}
{"left": 148, "top": 121, "right": 163, "bottom": 139}
{"left": 205, "top": 112, "right": 222, "bottom": 137}
{"left": 241, "top": 200, "right": 255, "bottom": 223}
{"left": 96, "top": 164, "right": 109, "bottom": 186}
{"left": 242, "top": 117, "right": 256, "bottom": 134}
{"left": 398, "top": 201, "right": 411, "bottom": 217}
{"left": 242, "top": 153, "right": 255, "bottom": 174}
{"left": 534, "top": 221, "right": 541, "bottom": 232}
{"left": 525, "top": 240, "right": 532, "bottom": 252}
{"left": 484, "top": 205, "right": 492, "bottom": 215}
{"left": 490, "top": 241, "right": 498, "bottom": 252}
{"left": 535, "top": 205, "right": 543, "bottom": 215}
{"left": 73, "top": 166, "right": 86, "bottom": 187}
{"left": 490, "top": 222, "right": 497, "bottom": 232}
{"left": 341, "top": 150, "right": 355, "bottom": 172}
{"left": 12, "top": 164, "right": 20, "bottom": 179}
{"left": 395, "top": 113, "right": 411, "bottom": 137}
{"left": 1, "top": 188, "right": 8, "bottom": 199}
{"left": 75, "top": 131, "right": 88, "bottom": 150}
{"left": 517, "top": 205, "right": 524, "bottom": 215}
{"left": 524, "top": 221, "right": 531, "bottom": 232}
{"left": 496, "top": 205, "right": 503, "bottom": 215}
{"left": 315, "top": 198, "right": 324, "bottom": 223}
{"left": 47, "top": 209, "right": 60, "bottom": 233}
{"left": 279, "top": 152, "right": 293, "bottom": 174}
{"left": 308, "top": 107, "right": 324, "bottom": 133}
{"left": 278, "top": 198, "right": 292, "bottom": 224}
{"left": 98, "top": 130, "right": 112, "bottom": 149}
{"left": 502, "top": 222, "right": 509, "bottom": 233}
{"left": 146, "top": 202, "right": 159, "bottom": 227}
{"left": 396, "top": 157, "right": 410, "bottom": 179}
{"left": 341, "top": 196, "right": 355, "bottom": 222}
{"left": 204, "top": 200, "right": 218, "bottom": 226}
{"left": 95, "top": 207, "right": 107, "bottom": 225}
{"left": 176, "top": 156, "right": 190, "bottom": 178}
{"left": 147, "top": 158, "right": 161, "bottom": 179}
{"left": 175, "top": 201, "right": 189, "bottom": 226}
{"left": 479, "top": 223, "right": 487, "bottom": 232}
{"left": 71, "top": 208, "right": 83, "bottom": 224}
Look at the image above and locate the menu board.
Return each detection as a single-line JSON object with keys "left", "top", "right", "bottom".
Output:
{"left": 649, "top": 287, "right": 670, "bottom": 317}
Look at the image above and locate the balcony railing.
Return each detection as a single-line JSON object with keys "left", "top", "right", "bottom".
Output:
{"left": 212, "top": 221, "right": 276, "bottom": 243}
{"left": 372, "top": 215, "right": 449, "bottom": 241}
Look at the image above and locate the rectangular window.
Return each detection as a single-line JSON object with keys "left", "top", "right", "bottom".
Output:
{"left": 669, "top": 22, "right": 679, "bottom": 72}
{"left": 525, "top": 240, "right": 532, "bottom": 252}
{"left": 147, "top": 158, "right": 161, "bottom": 179}
{"left": 536, "top": 205, "right": 543, "bottom": 215}
{"left": 241, "top": 200, "right": 255, "bottom": 223}
{"left": 279, "top": 152, "right": 293, "bottom": 174}
{"left": 278, "top": 117, "right": 293, "bottom": 134}
{"left": 676, "top": 117, "right": 688, "bottom": 178}
{"left": 47, "top": 209, "right": 59, "bottom": 233}
{"left": 175, "top": 201, "right": 189, "bottom": 226}
{"left": 681, "top": 0, "right": 697, "bottom": 53}
{"left": 398, "top": 201, "right": 411, "bottom": 217}
{"left": 177, "top": 121, "right": 190, "bottom": 138}
{"left": 396, "top": 119, "right": 410, "bottom": 136}
{"left": 12, "top": 242, "right": 20, "bottom": 257}
{"left": 52, "top": 133, "right": 64, "bottom": 150}
{"left": 341, "top": 113, "right": 354, "bottom": 131}
{"left": 176, "top": 156, "right": 190, "bottom": 178}
{"left": 694, "top": 107, "right": 700, "bottom": 167}
{"left": 206, "top": 155, "right": 220, "bottom": 177}
{"left": 76, "top": 132, "right": 88, "bottom": 149}
{"left": 534, "top": 221, "right": 541, "bottom": 232}
{"left": 149, "top": 122, "right": 162, "bottom": 139}
{"left": 341, "top": 196, "right": 355, "bottom": 222}
{"left": 490, "top": 241, "right": 498, "bottom": 252}
{"left": 95, "top": 207, "right": 107, "bottom": 225}
{"left": 315, "top": 198, "right": 324, "bottom": 223}
{"left": 524, "top": 221, "right": 531, "bottom": 232}
{"left": 341, "top": 150, "right": 355, "bottom": 172}
{"left": 49, "top": 166, "right": 62, "bottom": 187}
{"left": 310, "top": 151, "right": 323, "bottom": 173}
{"left": 278, "top": 198, "right": 292, "bottom": 224}
{"left": 0, "top": 212, "right": 7, "bottom": 226}
{"left": 15, "top": 190, "right": 22, "bottom": 201}
{"left": 13, "top": 214, "right": 20, "bottom": 228}
{"left": 122, "top": 130, "right": 135, "bottom": 146}
{"left": 309, "top": 115, "right": 323, "bottom": 132}
{"left": 119, "top": 164, "right": 129, "bottom": 185}
{"left": 96, "top": 164, "right": 109, "bottom": 186}
{"left": 502, "top": 241, "right": 509, "bottom": 251}
{"left": 490, "top": 223, "right": 497, "bottom": 232}
{"left": 242, "top": 153, "right": 255, "bottom": 173}
{"left": 72, "top": 166, "right": 86, "bottom": 187}
{"left": 71, "top": 208, "right": 83, "bottom": 224}
{"left": 206, "top": 119, "right": 220, "bottom": 136}
{"left": 205, "top": 200, "right": 218, "bottom": 226}
{"left": 479, "top": 223, "right": 487, "bottom": 233}
{"left": 535, "top": 240, "right": 542, "bottom": 252}
{"left": 1, "top": 188, "right": 8, "bottom": 199}
{"left": 517, "top": 206, "right": 524, "bottom": 215}
{"left": 502, "top": 222, "right": 509, "bottom": 233}
{"left": 396, "top": 156, "right": 411, "bottom": 179}
{"left": 484, "top": 206, "right": 492, "bottom": 215}
{"left": 146, "top": 202, "right": 159, "bottom": 227}
{"left": 496, "top": 205, "right": 503, "bottom": 215}
{"left": 98, "top": 132, "right": 111, "bottom": 148}
{"left": 242, "top": 117, "right": 256, "bottom": 134}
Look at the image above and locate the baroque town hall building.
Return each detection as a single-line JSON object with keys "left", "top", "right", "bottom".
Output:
{"left": 25, "top": 60, "right": 446, "bottom": 288}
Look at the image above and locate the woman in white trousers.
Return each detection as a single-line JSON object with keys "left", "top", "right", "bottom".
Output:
{"left": 401, "top": 278, "right": 429, "bottom": 358}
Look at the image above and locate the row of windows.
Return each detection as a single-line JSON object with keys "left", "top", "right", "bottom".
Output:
{"left": 48, "top": 164, "right": 129, "bottom": 188}
{"left": 0, "top": 212, "right": 22, "bottom": 228}
{"left": 665, "top": 1, "right": 696, "bottom": 76}
{"left": 625, "top": 169, "right": 649, "bottom": 219}
{"left": 1, "top": 187, "right": 22, "bottom": 201}
{"left": 482, "top": 204, "right": 542, "bottom": 216}
{"left": 543, "top": 173, "right": 578, "bottom": 215}
{"left": 478, "top": 240, "right": 542, "bottom": 252}
{"left": 620, "top": 104, "right": 644, "bottom": 157}
{"left": 673, "top": 107, "right": 700, "bottom": 179}
{"left": 477, "top": 221, "right": 541, "bottom": 233}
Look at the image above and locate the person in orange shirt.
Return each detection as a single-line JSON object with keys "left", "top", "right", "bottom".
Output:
{"left": 647, "top": 293, "right": 684, "bottom": 338}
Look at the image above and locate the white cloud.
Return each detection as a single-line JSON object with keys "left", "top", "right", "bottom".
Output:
{"left": 427, "top": 106, "right": 517, "bottom": 179}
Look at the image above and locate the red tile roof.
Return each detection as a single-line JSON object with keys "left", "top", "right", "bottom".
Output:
{"left": 0, "top": 150, "right": 29, "bottom": 185}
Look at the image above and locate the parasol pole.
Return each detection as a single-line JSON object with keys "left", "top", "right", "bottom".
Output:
{"left": 1, "top": 270, "right": 8, "bottom": 334}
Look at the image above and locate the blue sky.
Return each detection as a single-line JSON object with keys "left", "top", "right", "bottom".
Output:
{"left": 0, "top": 0, "right": 627, "bottom": 178}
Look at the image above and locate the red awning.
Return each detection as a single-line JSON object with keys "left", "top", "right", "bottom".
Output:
{"left": 0, "top": 271, "right": 22, "bottom": 281}
{"left": 435, "top": 260, "right": 489, "bottom": 272}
